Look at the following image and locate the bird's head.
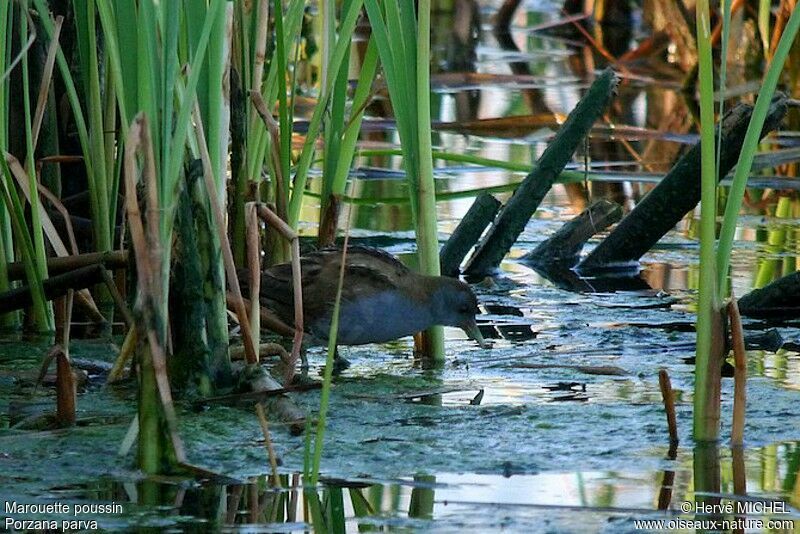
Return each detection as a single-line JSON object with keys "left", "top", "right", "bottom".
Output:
{"left": 431, "top": 277, "right": 487, "bottom": 348}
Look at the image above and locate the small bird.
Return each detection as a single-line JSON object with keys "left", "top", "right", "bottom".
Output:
{"left": 248, "top": 246, "right": 486, "bottom": 349}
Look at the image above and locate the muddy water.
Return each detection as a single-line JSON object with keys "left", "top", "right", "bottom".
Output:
{"left": 3, "top": 1, "right": 800, "bottom": 532}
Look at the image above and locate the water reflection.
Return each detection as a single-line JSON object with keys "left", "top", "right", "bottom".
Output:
{"left": 28, "top": 442, "right": 798, "bottom": 531}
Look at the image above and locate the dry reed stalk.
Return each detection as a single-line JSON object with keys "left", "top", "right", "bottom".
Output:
{"left": 5, "top": 153, "right": 100, "bottom": 316}
{"left": 768, "top": 0, "right": 796, "bottom": 60}
{"left": 287, "top": 474, "right": 300, "bottom": 522}
{"left": 123, "top": 114, "right": 186, "bottom": 462}
{"left": 227, "top": 292, "right": 295, "bottom": 337}
{"left": 100, "top": 266, "right": 133, "bottom": 328}
{"left": 250, "top": 0, "right": 270, "bottom": 97}
{"left": 255, "top": 403, "right": 282, "bottom": 488}
{"left": 732, "top": 445, "right": 747, "bottom": 496}
{"left": 35, "top": 170, "right": 79, "bottom": 254}
{"left": 229, "top": 342, "right": 289, "bottom": 361}
{"left": 255, "top": 203, "right": 304, "bottom": 376}
{"left": 108, "top": 325, "right": 137, "bottom": 384}
{"left": 250, "top": 91, "right": 288, "bottom": 223}
{"left": 246, "top": 202, "right": 261, "bottom": 350}
{"left": 656, "top": 469, "right": 675, "bottom": 510}
{"left": 728, "top": 297, "right": 747, "bottom": 446}
{"left": 30, "top": 16, "right": 63, "bottom": 151}
{"left": 53, "top": 288, "right": 73, "bottom": 350}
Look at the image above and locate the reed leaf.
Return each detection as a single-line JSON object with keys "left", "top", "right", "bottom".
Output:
{"left": 0, "top": 0, "right": 16, "bottom": 326}
{"left": 286, "top": 0, "right": 363, "bottom": 227}
{"left": 716, "top": 6, "right": 800, "bottom": 292}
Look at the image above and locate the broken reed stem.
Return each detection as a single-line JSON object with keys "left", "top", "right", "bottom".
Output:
{"left": 124, "top": 114, "right": 186, "bottom": 464}
{"left": 108, "top": 325, "right": 137, "bottom": 384}
{"left": 54, "top": 291, "right": 70, "bottom": 348}
{"left": 255, "top": 203, "right": 304, "bottom": 376}
{"left": 6, "top": 152, "right": 101, "bottom": 318}
{"left": 100, "top": 266, "right": 134, "bottom": 328}
{"left": 250, "top": 91, "right": 288, "bottom": 224}
{"left": 228, "top": 293, "right": 295, "bottom": 337}
{"left": 35, "top": 175, "right": 79, "bottom": 254}
{"left": 192, "top": 103, "right": 258, "bottom": 365}
{"left": 246, "top": 202, "right": 261, "bottom": 351}
{"left": 255, "top": 403, "right": 282, "bottom": 488}
{"left": 6, "top": 251, "right": 129, "bottom": 280}
{"left": 658, "top": 369, "right": 679, "bottom": 444}
{"left": 729, "top": 297, "right": 747, "bottom": 446}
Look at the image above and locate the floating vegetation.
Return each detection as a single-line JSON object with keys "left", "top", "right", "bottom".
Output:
{"left": 2, "top": 0, "right": 800, "bottom": 531}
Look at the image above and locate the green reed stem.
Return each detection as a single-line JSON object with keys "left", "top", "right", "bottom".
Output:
{"left": 415, "top": 0, "right": 444, "bottom": 359}
{"left": 311, "top": 241, "right": 349, "bottom": 486}
{"left": 693, "top": 0, "right": 719, "bottom": 443}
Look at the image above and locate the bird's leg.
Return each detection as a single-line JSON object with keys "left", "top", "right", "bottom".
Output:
{"left": 300, "top": 345, "right": 309, "bottom": 371}
{"left": 332, "top": 347, "right": 351, "bottom": 374}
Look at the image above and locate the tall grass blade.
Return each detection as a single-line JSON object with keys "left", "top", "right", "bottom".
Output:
{"left": 716, "top": 6, "right": 800, "bottom": 292}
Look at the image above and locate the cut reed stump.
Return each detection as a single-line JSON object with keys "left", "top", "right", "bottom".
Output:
{"left": 439, "top": 193, "right": 501, "bottom": 277}
{"left": 738, "top": 269, "right": 800, "bottom": 319}
{"left": 521, "top": 199, "right": 622, "bottom": 267}
{"left": 578, "top": 94, "right": 789, "bottom": 272}
{"left": 463, "top": 68, "right": 619, "bottom": 276}
{"left": 658, "top": 369, "right": 679, "bottom": 445}
{"left": 728, "top": 298, "right": 747, "bottom": 447}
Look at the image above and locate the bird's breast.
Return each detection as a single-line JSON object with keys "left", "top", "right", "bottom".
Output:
{"left": 310, "top": 291, "right": 433, "bottom": 345}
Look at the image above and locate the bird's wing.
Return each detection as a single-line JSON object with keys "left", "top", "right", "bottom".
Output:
{"left": 254, "top": 246, "right": 410, "bottom": 327}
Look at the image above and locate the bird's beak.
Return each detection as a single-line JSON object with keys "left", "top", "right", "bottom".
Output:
{"left": 461, "top": 319, "right": 489, "bottom": 348}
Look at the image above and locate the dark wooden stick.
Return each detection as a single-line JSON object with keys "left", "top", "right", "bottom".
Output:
{"left": 440, "top": 193, "right": 501, "bottom": 277}
{"left": 464, "top": 68, "right": 619, "bottom": 276}
{"left": 738, "top": 269, "right": 800, "bottom": 319}
{"left": 521, "top": 199, "right": 622, "bottom": 266}
{"left": 6, "top": 250, "right": 128, "bottom": 281}
{"left": 578, "top": 95, "right": 788, "bottom": 272}
{"left": 0, "top": 264, "right": 105, "bottom": 314}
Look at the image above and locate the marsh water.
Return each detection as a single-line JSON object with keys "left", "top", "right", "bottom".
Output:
{"left": 3, "top": 1, "right": 800, "bottom": 532}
